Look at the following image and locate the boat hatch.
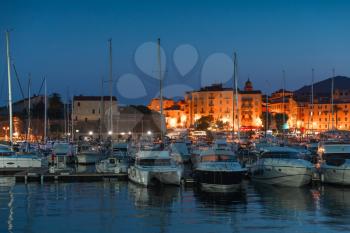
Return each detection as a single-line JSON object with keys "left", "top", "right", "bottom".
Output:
{"left": 137, "top": 158, "right": 171, "bottom": 166}
{"left": 261, "top": 151, "right": 300, "bottom": 159}
{"left": 201, "top": 155, "right": 236, "bottom": 162}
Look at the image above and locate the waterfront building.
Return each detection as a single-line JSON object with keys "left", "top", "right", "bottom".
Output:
{"left": 72, "top": 95, "right": 119, "bottom": 138}
{"left": 147, "top": 98, "right": 175, "bottom": 112}
{"left": 184, "top": 80, "right": 262, "bottom": 130}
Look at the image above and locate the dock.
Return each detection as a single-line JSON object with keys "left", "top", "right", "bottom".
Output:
{"left": 5, "top": 168, "right": 128, "bottom": 183}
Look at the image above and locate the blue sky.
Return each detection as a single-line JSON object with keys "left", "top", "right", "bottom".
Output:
{"left": 1, "top": 0, "right": 350, "bottom": 104}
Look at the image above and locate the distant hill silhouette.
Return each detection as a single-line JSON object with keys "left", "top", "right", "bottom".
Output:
{"left": 294, "top": 76, "right": 350, "bottom": 101}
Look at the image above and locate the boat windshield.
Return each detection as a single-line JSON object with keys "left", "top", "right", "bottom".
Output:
{"left": 137, "top": 158, "right": 171, "bottom": 166}
{"left": 261, "top": 151, "right": 300, "bottom": 159}
{"left": 201, "top": 154, "right": 236, "bottom": 162}
{"left": 324, "top": 153, "right": 350, "bottom": 160}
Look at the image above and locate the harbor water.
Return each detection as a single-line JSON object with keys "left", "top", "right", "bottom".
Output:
{"left": 1, "top": 180, "right": 350, "bottom": 233}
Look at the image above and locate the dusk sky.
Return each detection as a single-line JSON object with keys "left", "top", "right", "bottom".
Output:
{"left": 1, "top": 0, "right": 350, "bottom": 105}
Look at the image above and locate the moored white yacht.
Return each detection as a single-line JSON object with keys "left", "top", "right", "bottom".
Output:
{"left": 170, "top": 142, "right": 191, "bottom": 164}
{"left": 319, "top": 141, "right": 350, "bottom": 185}
{"left": 0, "top": 144, "right": 43, "bottom": 169}
{"left": 76, "top": 143, "right": 105, "bottom": 164}
{"left": 250, "top": 146, "right": 314, "bottom": 187}
{"left": 194, "top": 139, "right": 247, "bottom": 192}
{"left": 95, "top": 142, "right": 131, "bottom": 174}
{"left": 49, "top": 142, "right": 75, "bottom": 164}
{"left": 128, "top": 144, "right": 183, "bottom": 186}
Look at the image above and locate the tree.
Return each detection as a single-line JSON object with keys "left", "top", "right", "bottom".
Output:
{"left": 48, "top": 93, "right": 64, "bottom": 119}
{"left": 194, "top": 115, "right": 213, "bottom": 131}
{"left": 215, "top": 120, "right": 224, "bottom": 130}
{"left": 274, "top": 113, "right": 289, "bottom": 131}
{"left": 261, "top": 112, "right": 273, "bottom": 131}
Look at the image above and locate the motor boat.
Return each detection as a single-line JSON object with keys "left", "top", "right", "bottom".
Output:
{"left": 194, "top": 139, "right": 247, "bottom": 192}
{"left": 96, "top": 142, "right": 131, "bottom": 174}
{"left": 190, "top": 141, "right": 210, "bottom": 169}
{"left": 170, "top": 142, "right": 191, "bottom": 164}
{"left": 128, "top": 144, "right": 183, "bottom": 186}
{"left": 249, "top": 146, "right": 314, "bottom": 187}
{"left": 49, "top": 142, "right": 76, "bottom": 164}
{"left": 76, "top": 143, "right": 105, "bottom": 164}
{"left": 319, "top": 141, "right": 350, "bottom": 185}
{"left": 0, "top": 144, "right": 43, "bottom": 169}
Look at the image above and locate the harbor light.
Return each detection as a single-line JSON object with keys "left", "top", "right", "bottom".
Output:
{"left": 121, "top": 132, "right": 125, "bottom": 135}
{"left": 89, "top": 131, "right": 93, "bottom": 135}
{"left": 147, "top": 130, "right": 152, "bottom": 135}
{"left": 75, "top": 129, "right": 80, "bottom": 133}
{"left": 108, "top": 131, "right": 112, "bottom": 135}
{"left": 128, "top": 131, "right": 132, "bottom": 135}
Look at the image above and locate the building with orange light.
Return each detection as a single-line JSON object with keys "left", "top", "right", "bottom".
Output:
{"left": 184, "top": 80, "right": 262, "bottom": 130}
{"left": 147, "top": 98, "right": 175, "bottom": 112}
{"left": 267, "top": 89, "right": 299, "bottom": 129}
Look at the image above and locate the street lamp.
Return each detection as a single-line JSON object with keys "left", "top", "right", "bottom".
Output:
{"left": 108, "top": 131, "right": 112, "bottom": 135}
{"left": 147, "top": 130, "right": 152, "bottom": 135}
{"left": 89, "top": 131, "right": 93, "bottom": 135}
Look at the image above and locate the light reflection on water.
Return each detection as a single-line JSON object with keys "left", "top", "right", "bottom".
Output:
{"left": 1, "top": 179, "right": 350, "bottom": 233}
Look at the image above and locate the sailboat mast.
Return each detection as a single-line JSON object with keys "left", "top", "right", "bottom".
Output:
{"left": 331, "top": 68, "right": 335, "bottom": 129}
{"left": 233, "top": 53, "right": 240, "bottom": 141}
{"left": 100, "top": 77, "right": 104, "bottom": 139}
{"left": 232, "top": 52, "right": 235, "bottom": 137}
{"left": 44, "top": 78, "right": 47, "bottom": 143}
{"left": 108, "top": 39, "right": 113, "bottom": 135}
{"left": 27, "top": 74, "right": 31, "bottom": 140}
{"left": 157, "top": 38, "right": 165, "bottom": 142}
{"left": 310, "top": 68, "right": 314, "bottom": 132}
{"left": 71, "top": 95, "right": 74, "bottom": 141}
{"left": 6, "top": 30, "right": 13, "bottom": 145}
{"left": 282, "top": 70, "right": 286, "bottom": 125}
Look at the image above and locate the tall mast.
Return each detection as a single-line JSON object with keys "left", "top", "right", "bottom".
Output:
{"left": 27, "top": 74, "right": 31, "bottom": 141}
{"left": 44, "top": 78, "right": 47, "bottom": 143}
{"left": 265, "top": 80, "right": 270, "bottom": 138}
{"left": 108, "top": 39, "right": 113, "bottom": 135}
{"left": 331, "top": 68, "right": 335, "bottom": 129}
{"left": 6, "top": 30, "right": 13, "bottom": 145}
{"left": 157, "top": 38, "right": 165, "bottom": 141}
{"left": 71, "top": 95, "right": 74, "bottom": 141}
{"left": 233, "top": 52, "right": 240, "bottom": 141}
{"left": 99, "top": 77, "right": 104, "bottom": 139}
{"left": 231, "top": 52, "right": 235, "bottom": 136}
{"left": 282, "top": 70, "right": 286, "bottom": 125}
{"left": 310, "top": 68, "right": 314, "bottom": 132}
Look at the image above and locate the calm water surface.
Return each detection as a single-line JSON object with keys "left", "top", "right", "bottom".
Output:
{"left": 1, "top": 180, "right": 350, "bottom": 233}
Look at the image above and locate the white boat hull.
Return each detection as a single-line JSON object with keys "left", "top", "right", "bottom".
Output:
{"left": 0, "top": 156, "right": 42, "bottom": 168}
{"left": 321, "top": 162, "right": 350, "bottom": 185}
{"left": 250, "top": 159, "right": 313, "bottom": 187}
{"left": 96, "top": 159, "right": 129, "bottom": 174}
{"left": 77, "top": 152, "right": 104, "bottom": 164}
{"left": 128, "top": 166, "right": 182, "bottom": 186}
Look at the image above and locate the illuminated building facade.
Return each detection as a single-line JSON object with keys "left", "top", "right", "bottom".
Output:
{"left": 184, "top": 80, "right": 262, "bottom": 130}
